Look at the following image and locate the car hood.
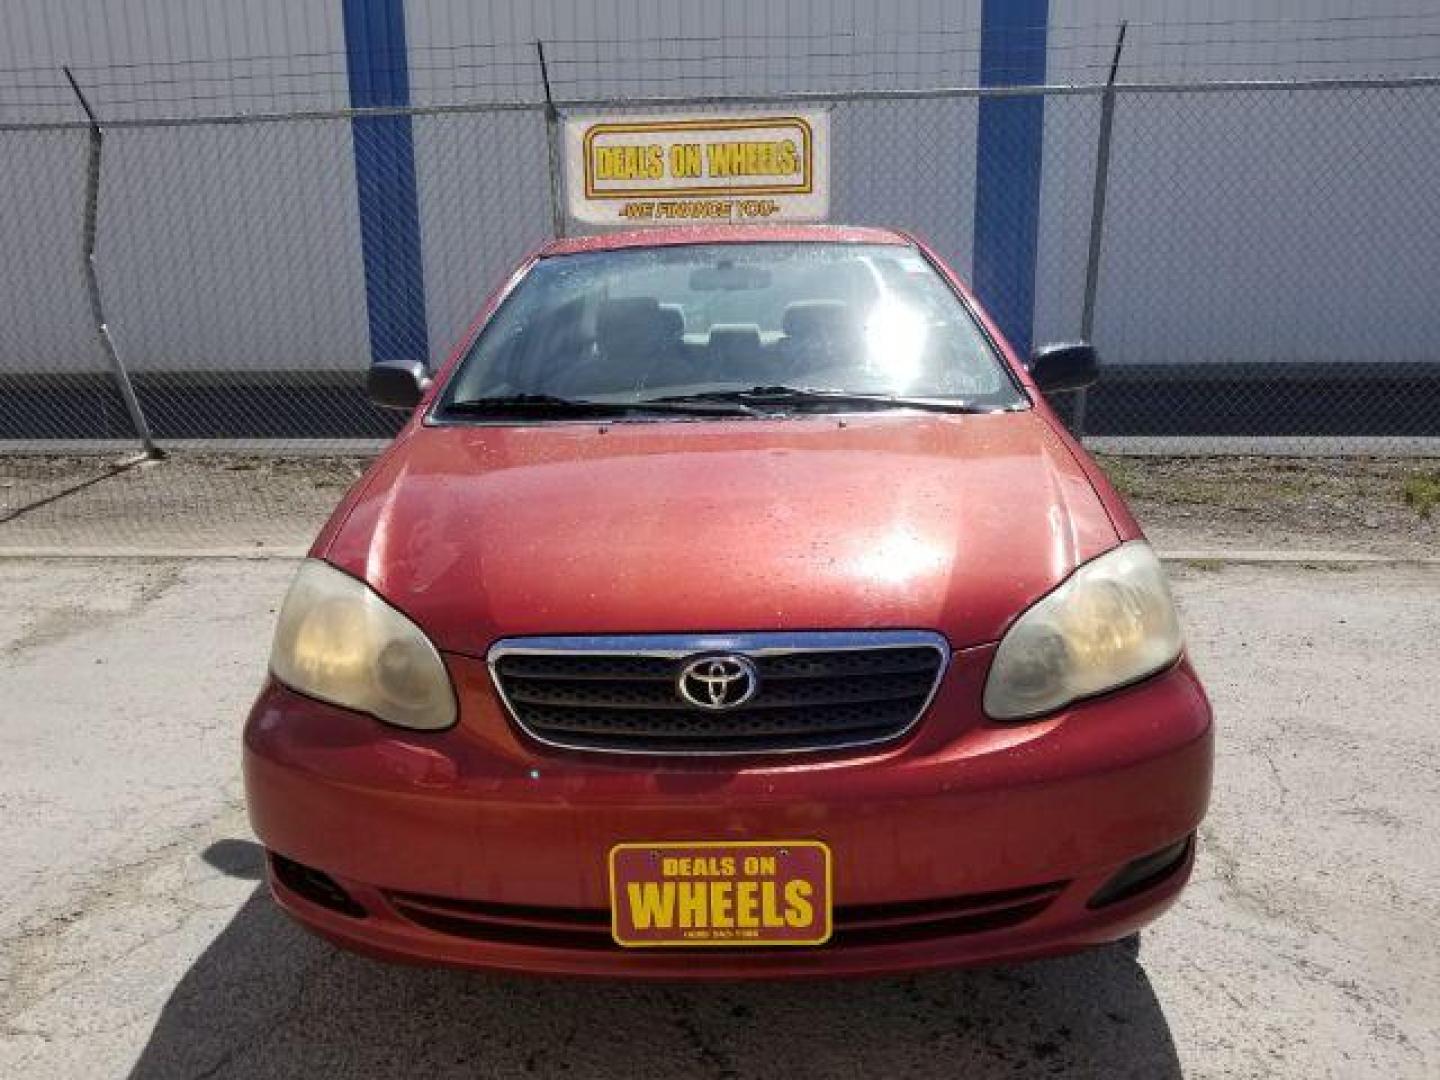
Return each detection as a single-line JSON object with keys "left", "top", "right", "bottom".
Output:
{"left": 324, "top": 412, "right": 1118, "bottom": 655}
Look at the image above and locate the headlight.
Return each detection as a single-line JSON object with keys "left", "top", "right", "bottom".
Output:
{"left": 269, "top": 560, "right": 456, "bottom": 731}
{"left": 983, "top": 542, "right": 1182, "bottom": 720}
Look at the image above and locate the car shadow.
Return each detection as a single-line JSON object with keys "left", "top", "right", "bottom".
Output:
{"left": 127, "top": 842, "right": 1182, "bottom": 1079}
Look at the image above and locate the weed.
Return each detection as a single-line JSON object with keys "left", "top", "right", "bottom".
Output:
{"left": 1402, "top": 474, "right": 1440, "bottom": 519}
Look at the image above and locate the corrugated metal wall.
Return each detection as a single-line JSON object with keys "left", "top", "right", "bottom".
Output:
{"left": 1, "top": 0, "right": 368, "bottom": 376}
{"left": 2, "top": 0, "right": 1438, "bottom": 383}
{"left": 1038, "top": 0, "right": 1440, "bottom": 366}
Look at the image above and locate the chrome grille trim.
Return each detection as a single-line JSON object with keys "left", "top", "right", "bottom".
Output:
{"left": 486, "top": 631, "right": 951, "bottom": 756}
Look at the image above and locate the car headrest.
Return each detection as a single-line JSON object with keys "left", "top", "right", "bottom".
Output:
{"left": 657, "top": 303, "right": 686, "bottom": 339}
{"left": 707, "top": 324, "right": 763, "bottom": 354}
{"left": 782, "top": 300, "right": 861, "bottom": 342}
{"left": 596, "top": 297, "right": 680, "bottom": 352}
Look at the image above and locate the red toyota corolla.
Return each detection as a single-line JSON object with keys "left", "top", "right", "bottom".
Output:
{"left": 244, "top": 224, "right": 1213, "bottom": 978}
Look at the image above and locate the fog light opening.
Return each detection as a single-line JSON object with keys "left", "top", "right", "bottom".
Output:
{"left": 269, "top": 852, "right": 368, "bottom": 918}
{"left": 1087, "top": 836, "right": 1193, "bottom": 910}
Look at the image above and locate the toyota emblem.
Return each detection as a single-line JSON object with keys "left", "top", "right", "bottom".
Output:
{"left": 676, "top": 654, "right": 759, "bottom": 710}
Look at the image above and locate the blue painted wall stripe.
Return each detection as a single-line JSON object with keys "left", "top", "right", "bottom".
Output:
{"left": 343, "top": 0, "right": 429, "bottom": 365}
{"left": 974, "top": 0, "right": 1048, "bottom": 357}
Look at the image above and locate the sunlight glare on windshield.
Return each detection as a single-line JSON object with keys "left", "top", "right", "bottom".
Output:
{"left": 864, "top": 296, "right": 930, "bottom": 391}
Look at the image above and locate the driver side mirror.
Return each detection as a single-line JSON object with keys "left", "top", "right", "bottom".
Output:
{"left": 367, "top": 360, "right": 432, "bottom": 410}
{"left": 1026, "top": 342, "right": 1099, "bottom": 394}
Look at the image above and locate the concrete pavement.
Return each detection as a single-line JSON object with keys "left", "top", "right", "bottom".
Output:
{"left": 0, "top": 559, "right": 1437, "bottom": 1078}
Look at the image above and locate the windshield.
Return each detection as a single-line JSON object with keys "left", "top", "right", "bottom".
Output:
{"left": 437, "top": 242, "right": 1026, "bottom": 415}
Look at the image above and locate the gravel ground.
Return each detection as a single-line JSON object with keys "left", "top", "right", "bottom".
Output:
{"left": 0, "top": 558, "right": 1437, "bottom": 1078}
{"left": 1096, "top": 455, "right": 1440, "bottom": 559}
{"left": 2, "top": 452, "right": 1438, "bottom": 556}
{"left": 0, "top": 454, "right": 368, "bottom": 552}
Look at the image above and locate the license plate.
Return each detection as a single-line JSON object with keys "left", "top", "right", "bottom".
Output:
{"left": 609, "top": 841, "right": 832, "bottom": 947}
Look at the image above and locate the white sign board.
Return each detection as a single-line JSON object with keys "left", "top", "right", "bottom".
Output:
{"left": 563, "top": 112, "right": 830, "bottom": 229}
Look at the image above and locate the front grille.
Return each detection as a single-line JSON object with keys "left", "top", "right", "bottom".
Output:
{"left": 488, "top": 632, "right": 949, "bottom": 754}
{"left": 383, "top": 881, "right": 1065, "bottom": 951}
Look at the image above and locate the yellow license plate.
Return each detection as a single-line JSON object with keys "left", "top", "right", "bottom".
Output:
{"left": 609, "top": 840, "right": 832, "bottom": 947}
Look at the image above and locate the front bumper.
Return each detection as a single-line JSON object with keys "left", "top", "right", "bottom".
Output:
{"left": 244, "top": 647, "right": 1213, "bottom": 978}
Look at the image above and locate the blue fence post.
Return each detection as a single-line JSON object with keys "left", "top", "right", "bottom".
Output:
{"left": 973, "top": 0, "right": 1048, "bottom": 358}
{"left": 342, "top": 0, "right": 429, "bottom": 366}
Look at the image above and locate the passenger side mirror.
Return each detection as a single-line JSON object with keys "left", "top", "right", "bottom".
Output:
{"left": 1027, "top": 342, "right": 1099, "bottom": 394}
{"left": 367, "top": 360, "right": 432, "bottom": 410}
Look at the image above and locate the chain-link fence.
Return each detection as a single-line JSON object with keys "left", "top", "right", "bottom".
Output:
{"left": 3, "top": 74, "right": 1439, "bottom": 460}
{"left": 3, "top": 70, "right": 1439, "bottom": 551}
{"left": 0, "top": 102, "right": 553, "bottom": 448}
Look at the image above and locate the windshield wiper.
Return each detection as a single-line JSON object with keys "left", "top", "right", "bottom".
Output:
{"left": 443, "top": 393, "right": 761, "bottom": 418}
{"left": 644, "top": 386, "right": 990, "bottom": 414}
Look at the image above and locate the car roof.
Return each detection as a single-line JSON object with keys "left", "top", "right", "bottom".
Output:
{"left": 539, "top": 224, "right": 913, "bottom": 257}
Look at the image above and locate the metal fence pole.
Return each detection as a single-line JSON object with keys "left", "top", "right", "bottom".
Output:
{"left": 536, "top": 41, "right": 566, "bottom": 239}
{"left": 63, "top": 66, "right": 160, "bottom": 457}
{"left": 1074, "top": 22, "right": 1127, "bottom": 439}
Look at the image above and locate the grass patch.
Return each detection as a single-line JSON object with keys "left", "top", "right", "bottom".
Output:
{"left": 1179, "top": 470, "right": 1311, "bottom": 508}
{"left": 1181, "top": 558, "right": 1225, "bottom": 572}
{"left": 1095, "top": 455, "right": 1142, "bottom": 498}
{"left": 1402, "top": 474, "right": 1440, "bottom": 519}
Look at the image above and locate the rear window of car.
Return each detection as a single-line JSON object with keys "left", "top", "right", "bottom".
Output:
{"left": 439, "top": 242, "right": 1025, "bottom": 408}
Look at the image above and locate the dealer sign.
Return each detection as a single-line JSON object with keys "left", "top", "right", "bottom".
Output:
{"left": 609, "top": 840, "right": 832, "bottom": 947}
{"left": 563, "top": 112, "right": 830, "bottom": 229}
